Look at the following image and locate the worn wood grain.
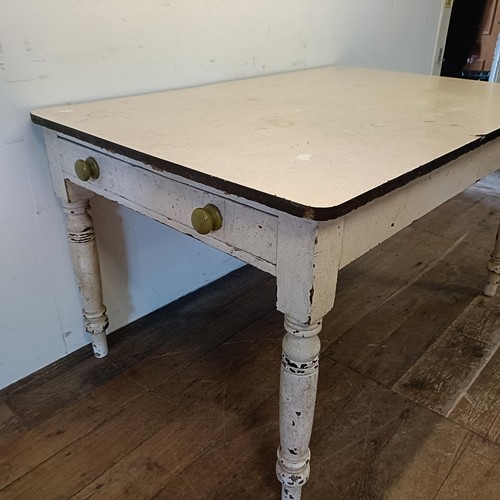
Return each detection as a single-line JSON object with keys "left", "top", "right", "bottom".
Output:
{"left": 317, "top": 188, "right": 498, "bottom": 367}
{"left": 1, "top": 266, "right": 273, "bottom": 428}
{"left": 0, "top": 354, "right": 123, "bottom": 431}
{"left": 0, "top": 392, "right": 172, "bottom": 499}
{"left": 74, "top": 354, "right": 365, "bottom": 500}
{"left": 394, "top": 295, "right": 500, "bottom": 416}
{"left": 0, "top": 401, "right": 27, "bottom": 448}
{"left": 306, "top": 380, "right": 415, "bottom": 499}
{"left": 0, "top": 375, "right": 146, "bottom": 490}
{"left": 337, "top": 407, "right": 470, "bottom": 500}
{"left": 449, "top": 347, "right": 500, "bottom": 444}
{"left": 411, "top": 186, "right": 498, "bottom": 244}
{"left": 72, "top": 314, "right": 284, "bottom": 499}
{"left": 149, "top": 358, "right": 367, "bottom": 500}
{"left": 448, "top": 294, "right": 500, "bottom": 345}
{"left": 123, "top": 272, "right": 276, "bottom": 390}
{"left": 327, "top": 234, "right": 489, "bottom": 388}
{"left": 322, "top": 226, "right": 464, "bottom": 345}
{"left": 151, "top": 398, "right": 280, "bottom": 500}
{"left": 434, "top": 434, "right": 500, "bottom": 500}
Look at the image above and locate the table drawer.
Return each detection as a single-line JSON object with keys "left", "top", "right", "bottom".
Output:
{"left": 56, "top": 137, "right": 278, "bottom": 265}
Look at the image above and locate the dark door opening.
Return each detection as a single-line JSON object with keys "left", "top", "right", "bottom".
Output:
{"left": 441, "top": 0, "right": 499, "bottom": 80}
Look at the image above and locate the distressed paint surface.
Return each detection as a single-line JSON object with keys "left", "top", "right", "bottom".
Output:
{"left": 63, "top": 199, "right": 109, "bottom": 358}
{"left": 41, "top": 131, "right": 278, "bottom": 275}
{"left": 339, "top": 139, "right": 500, "bottom": 269}
{"left": 277, "top": 316, "right": 322, "bottom": 499}
{"left": 276, "top": 215, "right": 343, "bottom": 325}
{"left": 485, "top": 221, "right": 500, "bottom": 296}
{"left": 33, "top": 67, "right": 500, "bottom": 500}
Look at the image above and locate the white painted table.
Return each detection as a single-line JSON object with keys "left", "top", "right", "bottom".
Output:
{"left": 31, "top": 67, "right": 500, "bottom": 499}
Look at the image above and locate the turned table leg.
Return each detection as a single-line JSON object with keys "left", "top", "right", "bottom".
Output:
{"left": 63, "top": 199, "right": 109, "bottom": 357}
{"left": 276, "top": 315, "right": 322, "bottom": 500}
{"left": 484, "top": 221, "right": 500, "bottom": 297}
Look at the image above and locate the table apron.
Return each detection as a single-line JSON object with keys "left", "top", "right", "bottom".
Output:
{"left": 43, "top": 132, "right": 500, "bottom": 284}
{"left": 339, "top": 138, "right": 500, "bottom": 268}
{"left": 49, "top": 134, "right": 279, "bottom": 275}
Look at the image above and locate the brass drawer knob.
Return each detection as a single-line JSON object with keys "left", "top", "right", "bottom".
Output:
{"left": 74, "top": 157, "right": 100, "bottom": 182}
{"left": 191, "top": 204, "right": 223, "bottom": 235}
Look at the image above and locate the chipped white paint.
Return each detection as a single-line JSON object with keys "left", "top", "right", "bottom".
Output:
{"left": 340, "top": 138, "right": 500, "bottom": 269}
{"left": 276, "top": 215, "right": 343, "bottom": 324}
{"left": 274, "top": 216, "right": 342, "bottom": 497}
{"left": 62, "top": 198, "right": 109, "bottom": 357}
{"left": 485, "top": 221, "right": 500, "bottom": 296}
{"left": 46, "top": 131, "right": 278, "bottom": 274}
{"left": 33, "top": 67, "right": 500, "bottom": 499}
{"left": 277, "top": 316, "right": 322, "bottom": 500}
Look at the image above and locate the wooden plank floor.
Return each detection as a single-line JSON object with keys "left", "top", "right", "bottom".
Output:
{"left": 2, "top": 172, "right": 500, "bottom": 499}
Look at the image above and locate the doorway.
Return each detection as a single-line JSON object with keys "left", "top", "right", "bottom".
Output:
{"left": 462, "top": 0, "right": 500, "bottom": 79}
{"left": 440, "top": 0, "right": 500, "bottom": 80}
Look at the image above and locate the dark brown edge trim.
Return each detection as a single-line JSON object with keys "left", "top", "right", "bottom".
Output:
{"left": 31, "top": 113, "right": 500, "bottom": 221}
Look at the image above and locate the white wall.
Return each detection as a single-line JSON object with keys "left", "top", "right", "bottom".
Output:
{"left": 330, "top": 0, "right": 442, "bottom": 74}
{"left": 0, "top": 0, "right": 443, "bottom": 389}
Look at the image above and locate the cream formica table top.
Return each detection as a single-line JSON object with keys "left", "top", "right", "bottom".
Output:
{"left": 31, "top": 66, "right": 500, "bottom": 220}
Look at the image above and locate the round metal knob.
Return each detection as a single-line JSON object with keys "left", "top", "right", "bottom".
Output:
{"left": 191, "top": 204, "right": 223, "bottom": 235}
{"left": 74, "top": 157, "right": 100, "bottom": 182}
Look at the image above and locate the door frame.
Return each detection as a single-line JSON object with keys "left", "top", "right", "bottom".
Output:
{"left": 431, "top": 0, "right": 454, "bottom": 75}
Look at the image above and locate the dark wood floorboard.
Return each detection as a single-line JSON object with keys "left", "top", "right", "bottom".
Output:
{"left": 0, "top": 266, "right": 275, "bottom": 429}
{"left": 1, "top": 172, "right": 500, "bottom": 499}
